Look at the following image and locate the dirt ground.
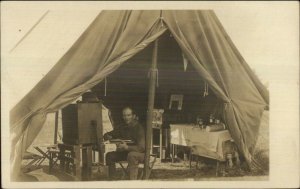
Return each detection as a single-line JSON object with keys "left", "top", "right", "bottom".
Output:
{"left": 19, "top": 111, "right": 269, "bottom": 182}
{"left": 20, "top": 155, "right": 268, "bottom": 182}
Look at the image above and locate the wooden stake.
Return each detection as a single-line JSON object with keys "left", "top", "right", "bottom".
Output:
{"left": 143, "top": 39, "right": 158, "bottom": 179}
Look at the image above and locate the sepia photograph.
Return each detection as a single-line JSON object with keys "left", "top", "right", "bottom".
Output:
{"left": 1, "top": 1, "right": 299, "bottom": 188}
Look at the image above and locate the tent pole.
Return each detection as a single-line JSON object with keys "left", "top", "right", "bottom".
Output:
{"left": 143, "top": 39, "right": 158, "bottom": 180}
{"left": 54, "top": 111, "right": 59, "bottom": 144}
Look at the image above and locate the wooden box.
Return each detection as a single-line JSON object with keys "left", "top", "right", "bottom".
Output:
{"left": 62, "top": 102, "right": 103, "bottom": 145}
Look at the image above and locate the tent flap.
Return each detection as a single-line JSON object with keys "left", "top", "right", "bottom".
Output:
{"left": 163, "top": 10, "right": 268, "bottom": 166}
{"left": 10, "top": 10, "right": 167, "bottom": 179}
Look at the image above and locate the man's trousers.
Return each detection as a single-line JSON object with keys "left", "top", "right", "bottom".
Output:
{"left": 105, "top": 151, "right": 144, "bottom": 180}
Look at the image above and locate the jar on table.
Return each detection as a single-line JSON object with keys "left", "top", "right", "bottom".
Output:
{"left": 209, "top": 114, "right": 214, "bottom": 124}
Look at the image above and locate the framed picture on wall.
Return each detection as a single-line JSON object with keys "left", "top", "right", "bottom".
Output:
{"left": 169, "top": 94, "right": 184, "bottom": 110}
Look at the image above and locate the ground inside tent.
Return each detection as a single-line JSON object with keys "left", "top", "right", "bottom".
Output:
{"left": 19, "top": 161, "right": 268, "bottom": 182}
{"left": 20, "top": 110, "right": 269, "bottom": 182}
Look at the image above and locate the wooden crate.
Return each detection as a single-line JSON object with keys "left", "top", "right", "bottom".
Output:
{"left": 62, "top": 102, "right": 103, "bottom": 145}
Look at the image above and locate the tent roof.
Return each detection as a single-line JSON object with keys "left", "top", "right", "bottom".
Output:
{"left": 4, "top": 10, "right": 101, "bottom": 108}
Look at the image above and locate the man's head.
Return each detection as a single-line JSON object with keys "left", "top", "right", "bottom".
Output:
{"left": 122, "top": 107, "right": 135, "bottom": 125}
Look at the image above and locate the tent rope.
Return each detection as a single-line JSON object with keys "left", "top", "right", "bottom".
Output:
{"left": 104, "top": 77, "right": 107, "bottom": 96}
{"left": 156, "top": 69, "right": 159, "bottom": 87}
{"left": 203, "top": 82, "right": 209, "bottom": 97}
{"left": 10, "top": 10, "right": 50, "bottom": 53}
{"left": 206, "top": 82, "right": 209, "bottom": 96}
{"left": 160, "top": 10, "right": 164, "bottom": 27}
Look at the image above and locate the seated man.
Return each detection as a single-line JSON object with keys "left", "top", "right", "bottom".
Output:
{"left": 103, "top": 107, "right": 145, "bottom": 180}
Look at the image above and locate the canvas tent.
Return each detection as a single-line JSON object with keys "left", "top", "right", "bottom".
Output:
{"left": 10, "top": 10, "right": 269, "bottom": 180}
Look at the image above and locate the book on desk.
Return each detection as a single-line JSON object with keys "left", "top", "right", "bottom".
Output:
{"left": 109, "top": 139, "right": 134, "bottom": 144}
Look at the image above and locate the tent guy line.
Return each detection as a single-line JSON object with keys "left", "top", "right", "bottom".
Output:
{"left": 9, "top": 10, "right": 50, "bottom": 53}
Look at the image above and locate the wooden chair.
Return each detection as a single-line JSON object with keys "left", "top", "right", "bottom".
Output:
{"left": 117, "top": 154, "right": 157, "bottom": 180}
{"left": 33, "top": 144, "right": 60, "bottom": 174}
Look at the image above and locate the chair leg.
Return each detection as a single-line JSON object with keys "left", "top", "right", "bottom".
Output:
{"left": 53, "top": 158, "right": 59, "bottom": 168}
{"left": 119, "top": 162, "right": 129, "bottom": 180}
{"left": 144, "top": 156, "right": 157, "bottom": 179}
{"left": 49, "top": 153, "right": 53, "bottom": 174}
{"left": 216, "top": 161, "right": 219, "bottom": 177}
{"left": 138, "top": 168, "right": 144, "bottom": 180}
{"left": 36, "top": 157, "right": 46, "bottom": 166}
{"left": 25, "top": 159, "right": 39, "bottom": 168}
{"left": 189, "top": 153, "right": 192, "bottom": 170}
{"left": 23, "top": 158, "right": 39, "bottom": 170}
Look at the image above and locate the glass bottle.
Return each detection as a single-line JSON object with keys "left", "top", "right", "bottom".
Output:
{"left": 209, "top": 114, "right": 214, "bottom": 124}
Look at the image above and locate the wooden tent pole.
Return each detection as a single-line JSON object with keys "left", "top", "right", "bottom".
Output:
{"left": 143, "top": 39, "right": 158, "bottom": 180}
{"left": 54, "top": 111, "right": 59, "bottom": 144}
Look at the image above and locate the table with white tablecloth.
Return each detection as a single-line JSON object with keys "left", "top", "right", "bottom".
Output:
{"left": 170, "top": 124, "right": 233, "bottom": 161}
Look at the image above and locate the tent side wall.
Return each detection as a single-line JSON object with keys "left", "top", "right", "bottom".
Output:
{"left": 210, "top": 12, "right": 269, "bottom": 105}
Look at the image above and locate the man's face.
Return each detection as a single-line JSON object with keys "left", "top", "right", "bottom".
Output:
{"left": 122, "top": 108, "right": 134, "bottom": 125}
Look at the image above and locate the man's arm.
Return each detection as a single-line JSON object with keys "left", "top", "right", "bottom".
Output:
{"left": 103, "top": 127, "right": 121, "bottom": 140}
{"left": 127, "top": 126, "right": 145, "bottom": 153}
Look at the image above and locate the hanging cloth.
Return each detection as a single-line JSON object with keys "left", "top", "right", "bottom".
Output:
{"left": 182, "top": 53, "right": 189, "bottom": 72}
{"left": 203, "top": 82, "right": 209, "bottom": 97}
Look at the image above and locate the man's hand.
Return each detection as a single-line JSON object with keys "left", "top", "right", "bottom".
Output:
{"left": 104, "top": 134, "right": 112, "bottom": 141}
{"left": 117, "top": 141, "right": 128, "bottom": 151}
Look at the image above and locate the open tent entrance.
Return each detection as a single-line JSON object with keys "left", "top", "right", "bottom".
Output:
{"left": 92, "top": 30, "right": 221, "bottom": 130}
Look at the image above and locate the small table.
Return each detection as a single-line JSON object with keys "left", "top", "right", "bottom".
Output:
{"left": 170, "top": 124, "right": 236, "bottom": 175}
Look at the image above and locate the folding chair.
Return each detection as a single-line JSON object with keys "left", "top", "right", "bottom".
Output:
{"left": 33, "top": 144, "right": 60, "bottom": 173}
{"left": 22, "top": 151, "right": 44, "bottom": 172}
{"left": 117, "top": 154, "right": 157, "bottom": 180}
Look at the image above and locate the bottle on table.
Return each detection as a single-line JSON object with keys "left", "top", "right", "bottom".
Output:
{"left": 209, "top": 114, "right": 214, "bottom": 124}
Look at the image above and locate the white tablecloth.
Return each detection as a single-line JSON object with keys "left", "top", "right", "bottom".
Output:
{"left": 170, "top": 124, "right": 232, "bottom": 160}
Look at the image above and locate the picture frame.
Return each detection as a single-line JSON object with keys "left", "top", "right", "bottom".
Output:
{"left": 169, "top": 94, "right": 184, "bottom": 110}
